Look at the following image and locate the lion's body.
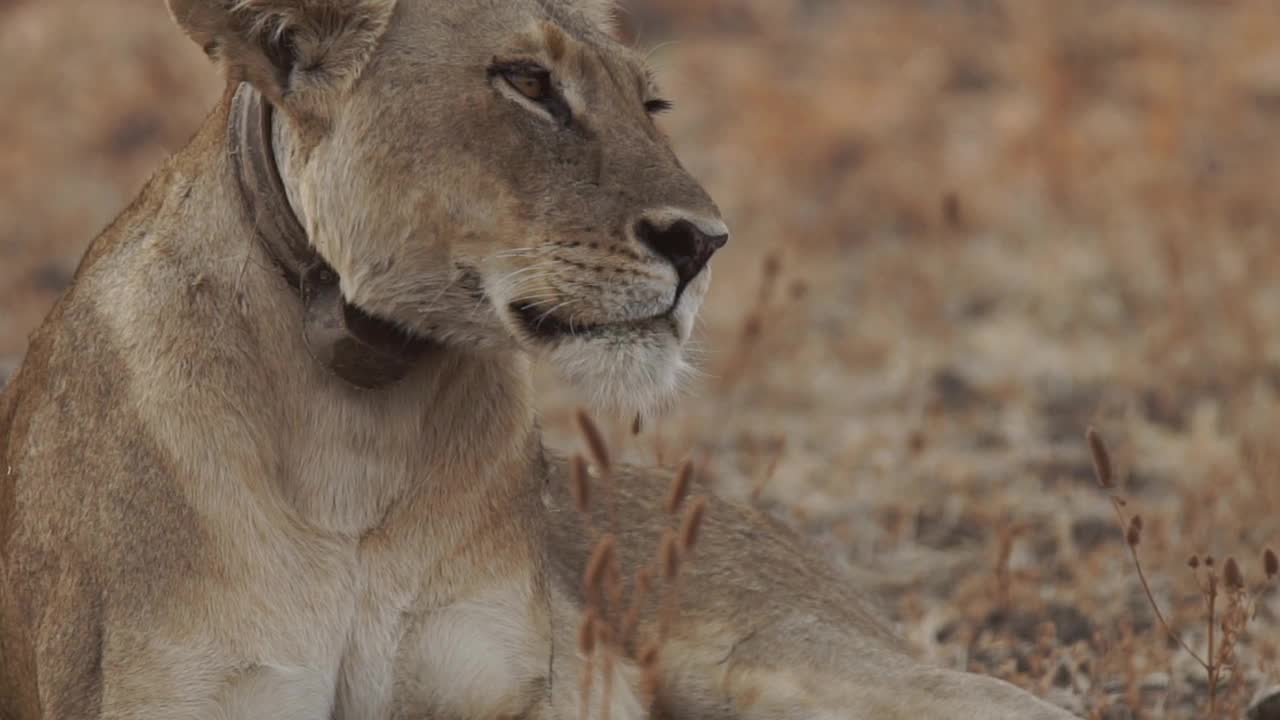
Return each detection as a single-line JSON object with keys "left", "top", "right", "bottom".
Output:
{"left": 0, "top": 102, "right": 564, "bottom": 719}
{"left": 0, "top": 1, "right": 1077, "bottom": 718}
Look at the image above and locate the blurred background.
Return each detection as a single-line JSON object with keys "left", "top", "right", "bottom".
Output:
{"left": 2, "top": 1, "right": 1277, "bottom": 717}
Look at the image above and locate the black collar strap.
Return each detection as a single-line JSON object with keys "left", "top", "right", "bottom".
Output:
{"left": 227, "top": 82, "right": 433, "bottom": 389}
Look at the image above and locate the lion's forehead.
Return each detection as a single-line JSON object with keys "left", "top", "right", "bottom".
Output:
{"left": 380, "top": 1, "right": 651, "bottom": 101}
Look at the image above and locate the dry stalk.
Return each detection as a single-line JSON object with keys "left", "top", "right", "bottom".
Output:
{"left": 718, "top": 253, "right": 782, "bottom": 394}
{"left": 569, "top": 409, "right": 720, "bottom": 718}
{"left": 576, "top": 409, "right": 617, "bottom": 532}
{"left": 666, "top": 459, "right": 694, "bottom": 515}
{"left": 639, "top": 641, "right": 662, "bottom": 702}
{"left": 1086, "top": 427, "right": 1208, "bottom": 668}
{"left": 620, "top": 567, "right": 653, "bottom": 653}
{"left": 575, "top": 409, "right": 612, "bottom": 475}
{"left": 578, "top": 612, "right": 597, "bottom": 720}
{"left": 1086, "top": 427, "right": 1113, "bottom": 489}
{"left": 1206, "top": 568, "right": 1219, "bottom": 716}
{"left": 993, "top": 520, "right": 1029, "bottom": 606}
{"left": 749, "top": 437, "right": 787, "bottom": 504}
{"left": 600, "top": 642, "right": 615, "bottom": 720}
{"left": 679, "top": 496, "right": 707, "bottom": 554}
{"left": 653, "top": 528, "right": 683, "bottom": 644}
{"left": 605, "top": 549, "right": 625, "bottom": 621}
{"left": 579, "top": 610, "right": 598, "bottom": 655}
{"left": 584, "top": 534, "right": 618, "bottom": 604}
{"left": 657, "top": 528, "right": 680, "bottom": 582}
{"left": 1087, "top": 427, "right": 1279, "bottom": 718}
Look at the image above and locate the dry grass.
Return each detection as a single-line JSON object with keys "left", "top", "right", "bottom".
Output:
{"left": 2, "top": 0, "right": 1279, "bottom": 717}
{"left": 568, "top": 412, "right": 713, "bottom": 718}
{"left": 1089, "top": 427, "right": 1277, "bottom": 717}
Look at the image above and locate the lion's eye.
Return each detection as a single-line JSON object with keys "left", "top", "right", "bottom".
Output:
{"left": 491, "top": 62, "right": 572, "bottom": 126}
{"left": 505, "top": 70, "right": 551, "bottom": 102}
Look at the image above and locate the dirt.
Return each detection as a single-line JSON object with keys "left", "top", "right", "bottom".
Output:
{"left": 2, "top": 1, "right": 1277, "bottom": 717}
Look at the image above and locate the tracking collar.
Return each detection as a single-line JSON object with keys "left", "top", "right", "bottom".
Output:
{"left": 227, "top": 82, "right": 433, "bottom": 389}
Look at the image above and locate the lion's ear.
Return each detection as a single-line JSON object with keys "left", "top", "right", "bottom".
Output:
{"left": 167, "top": 0, "right": 395, "bottom": 114}
{"left": 571, "top": 0, "right": 618, "bottom": 31}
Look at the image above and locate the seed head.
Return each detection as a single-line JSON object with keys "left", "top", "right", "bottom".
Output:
{"left": 639, "top": 641, "right": 660, "bottom": 667}
{"left": 1264, "top": 548, "right": 1278, "bottom": 580}
{"left": 635, "top": 566, "right": 654, "bottom": 597}
{"left": 1224, "top": 557, "right": 1245, "bottom": 591}
{"left": 665, "top": 459, "right": 694, "bottom": 515}
{"left": 679, "top": 496, "right": 708, "bottom": 552}
{"left": 639, "top": 642, "right": 663, "bottom": 698}
{"left": 1187, "top": 554, "right": 1200, "bottom": 569}
{"left": 584, "top": 534, "right": 617, "bottom": 596}
{"left": 1086, "top": 427, "right": 1114, "bottom": 490}
{"left": 1126, "top": 515, "right": 1143, "bottom": 547}
{"left": 658, "top": 529, "right": 681, "bottom": 580}
{"left": 594, "top": 621, "right": 614, "bottom": 648}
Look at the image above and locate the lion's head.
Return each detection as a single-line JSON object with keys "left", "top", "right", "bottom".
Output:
{"left": 169, "top": 0, "right": 728, "bottom": 415}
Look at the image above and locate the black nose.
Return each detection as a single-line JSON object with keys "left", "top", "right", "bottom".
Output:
{"left": 635, "top": 218, "right": 729, "bottom": 287}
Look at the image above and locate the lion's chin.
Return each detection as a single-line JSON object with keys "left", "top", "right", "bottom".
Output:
{"left": 543, "top": 330, "right": 691, "bottom": 420}
{"left": 494, "top": 283, "right": 705, "bottom": 419}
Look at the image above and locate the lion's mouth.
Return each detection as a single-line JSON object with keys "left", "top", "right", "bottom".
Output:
{"left": 510, "top": 302, "right": 677, "bottom": 341}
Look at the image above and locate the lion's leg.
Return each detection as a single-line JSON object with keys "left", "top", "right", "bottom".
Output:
{"left": 543, "top": 458, "right": 1078, "bottom": 719}
{"left": 651, "top": 621, "right": 1079, "bottom": 720}
{"left": 84, "top": 660, "right": 331, "bottom": 720}
{"left": 542, "top": 587, "right": 650, "bottom": 720}
{"left": 212, "top": 665, "right": 334, "bottom": 720}
{"left": 94, "top": 643, "right": 335, "bottom": 720}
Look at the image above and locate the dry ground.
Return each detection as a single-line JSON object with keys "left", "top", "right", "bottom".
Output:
{"left": 1, "top": 1, "right": 1277, "bottom": 718}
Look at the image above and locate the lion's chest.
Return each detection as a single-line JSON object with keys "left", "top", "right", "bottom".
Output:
{"left": 271, "top": 382, "right": 552, "bottom": 716}
{"left": 331, "top": 550, "right": 552, "bottom": 719}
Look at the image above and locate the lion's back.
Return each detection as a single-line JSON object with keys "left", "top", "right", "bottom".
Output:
{"left": 0, "top": 244, "right": 209, "bottom": 719}
{"left": 0, "top": 295, "right": 105, "bottom": 719}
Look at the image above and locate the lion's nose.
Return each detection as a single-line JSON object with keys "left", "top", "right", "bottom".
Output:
{"left": 635, "top": 215, "right": 730, "bottom": 287}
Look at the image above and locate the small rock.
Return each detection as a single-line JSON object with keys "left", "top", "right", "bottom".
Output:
{"left": 1052, "top": 663, "right": 1074, "bottom": 688}
{"left": 930, "top": 368, "right": 981, "bottom": 412}
{"left": 1046, "top": 604, "right": 1095, "bottom": 646}
{"left": 1040, "top": 385, "right": 1103, "bottom": 444}
{"left": 1072, "top": 516, "right": 1123, "bottom": 551}
{"left": 914, "top": 505, "right": 985, "bottom": 549}
{"left": 1249, "top": 686, "right": 1280, "bottom": 720}
{"left": 974, "top": 428, "right": 1008, "bottom": 450}
{"left": 979, "top": 603, "right": 1094, "bottom": 647}
{"left": 1139, "top": 672, "right": 1169, "bottom": 692}
{"left": 1100, "top": 703, "right": 1134, "bottom": 720}
{"left": 1140, "top": 388, "right": 1187, "bottom": 430}
{"left": 1032, "top": 458, "right": 1096, "bottom": 488}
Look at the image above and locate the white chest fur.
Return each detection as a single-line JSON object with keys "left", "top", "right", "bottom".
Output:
{"left": 377, "top": 580, "right": 550, "bottom": 719}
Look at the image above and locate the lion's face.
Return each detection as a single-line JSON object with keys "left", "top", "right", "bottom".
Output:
{"left": 259, "top": 0, "right": 728, "bottom": 415}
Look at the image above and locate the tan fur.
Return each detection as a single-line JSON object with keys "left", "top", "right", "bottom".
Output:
{"left": 0, "top": 1, "right": 1077, "bottom": 718}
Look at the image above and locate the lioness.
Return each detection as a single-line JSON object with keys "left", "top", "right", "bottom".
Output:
{"left": 0, "top": 0, "right": 1078, "bottom": 718}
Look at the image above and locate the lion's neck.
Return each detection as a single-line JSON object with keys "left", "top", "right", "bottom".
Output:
{"left": 91, "top": 92, "right": 543, "bottom": 535}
